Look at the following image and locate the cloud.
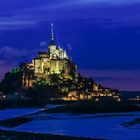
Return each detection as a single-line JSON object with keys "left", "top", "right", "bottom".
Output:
{"left": 22, "top": 2, "right": 140, "bottom": 26}
{"left": 40, "top": 41, "right": 47, "bottom": 47}
{"left": 0, "top": 46, "right": 38, "bottom": 65}
{"left": 0, "top": 0, "right": 140, "bottom": 31}
{"left": 0, "top": 46, "right": 44, "bottom": 80}
{"left": 0, "top": 46, "right": 30, "bottom": 57}
{"left": 0, "top": 19, "right": 38, "bottom": 30}
{"left": 74, "top": 0, "right": 140, "bottom": 5}
{"left": 0, "top": 45, "right": 51, "bottom": 65}
{"left": 0, "top": 0, "right": 48, "bottom": 13}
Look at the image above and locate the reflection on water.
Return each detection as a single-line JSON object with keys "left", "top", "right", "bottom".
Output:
{"left": 14, "top": 112, "right": 140, "bottom": 140}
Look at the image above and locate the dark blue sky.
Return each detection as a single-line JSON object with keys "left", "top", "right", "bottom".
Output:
{"left": 0, "top": 0, "right": 140, "bottom": 90}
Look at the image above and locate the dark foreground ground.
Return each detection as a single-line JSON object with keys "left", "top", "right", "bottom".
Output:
{"left": 45, "top": 101, "right": 140, "bottom": 114}
{"left": 0, "top": 129, "right": 104, "bottom": 140}
{"left": 0, "top": 96, "right": 140, "bottom": 140}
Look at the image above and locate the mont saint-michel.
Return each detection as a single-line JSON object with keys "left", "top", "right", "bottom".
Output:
{"left": 0, "top": 24, "right": 120, "bottom": 102}
{"left": 21, "top": 24, "right": 77, "bottom": 89}
{"left": 0, "top": 24, "right": 140, "bottom": 140}
{"left": 1, "top": 1, "right": 140, "bottom": 140}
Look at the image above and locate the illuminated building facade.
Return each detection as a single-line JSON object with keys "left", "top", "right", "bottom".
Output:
{"left": 21, "top": 24, "right": 78, "bottom": 88}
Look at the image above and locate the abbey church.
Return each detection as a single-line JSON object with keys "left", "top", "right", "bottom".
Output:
{"left": 21, "top": 24, "right": 78, "bottom": 88}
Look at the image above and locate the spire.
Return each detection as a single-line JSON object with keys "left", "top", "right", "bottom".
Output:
{"left": 51, "top": 23, "right": 54, "bottom": 41}
{"left": 49, "top": 23, "right": 56, "bottom": 46}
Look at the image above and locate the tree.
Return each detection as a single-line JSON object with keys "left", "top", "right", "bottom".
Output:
{"left": 0, "top": 71, "right": 22, "bottom": 94}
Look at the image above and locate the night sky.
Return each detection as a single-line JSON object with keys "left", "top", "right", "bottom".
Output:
{"left": 0, "top": 0, "right": 140, "bottom": 91}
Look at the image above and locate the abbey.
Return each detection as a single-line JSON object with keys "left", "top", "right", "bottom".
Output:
{"left": 21, "top": 24, "right": 78, "bottom": 88}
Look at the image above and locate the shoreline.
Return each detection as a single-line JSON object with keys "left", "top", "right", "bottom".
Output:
{"left": 0, "top": 108, "right": 140, "bottom": 140}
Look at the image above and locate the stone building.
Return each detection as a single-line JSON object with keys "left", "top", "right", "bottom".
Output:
{"left": 21, "top": 24, "right": 78, "bottom": 88}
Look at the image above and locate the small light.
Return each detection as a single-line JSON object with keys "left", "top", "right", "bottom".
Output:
{"left": 3, "top": 95, "right": 6, "bottom": 98}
